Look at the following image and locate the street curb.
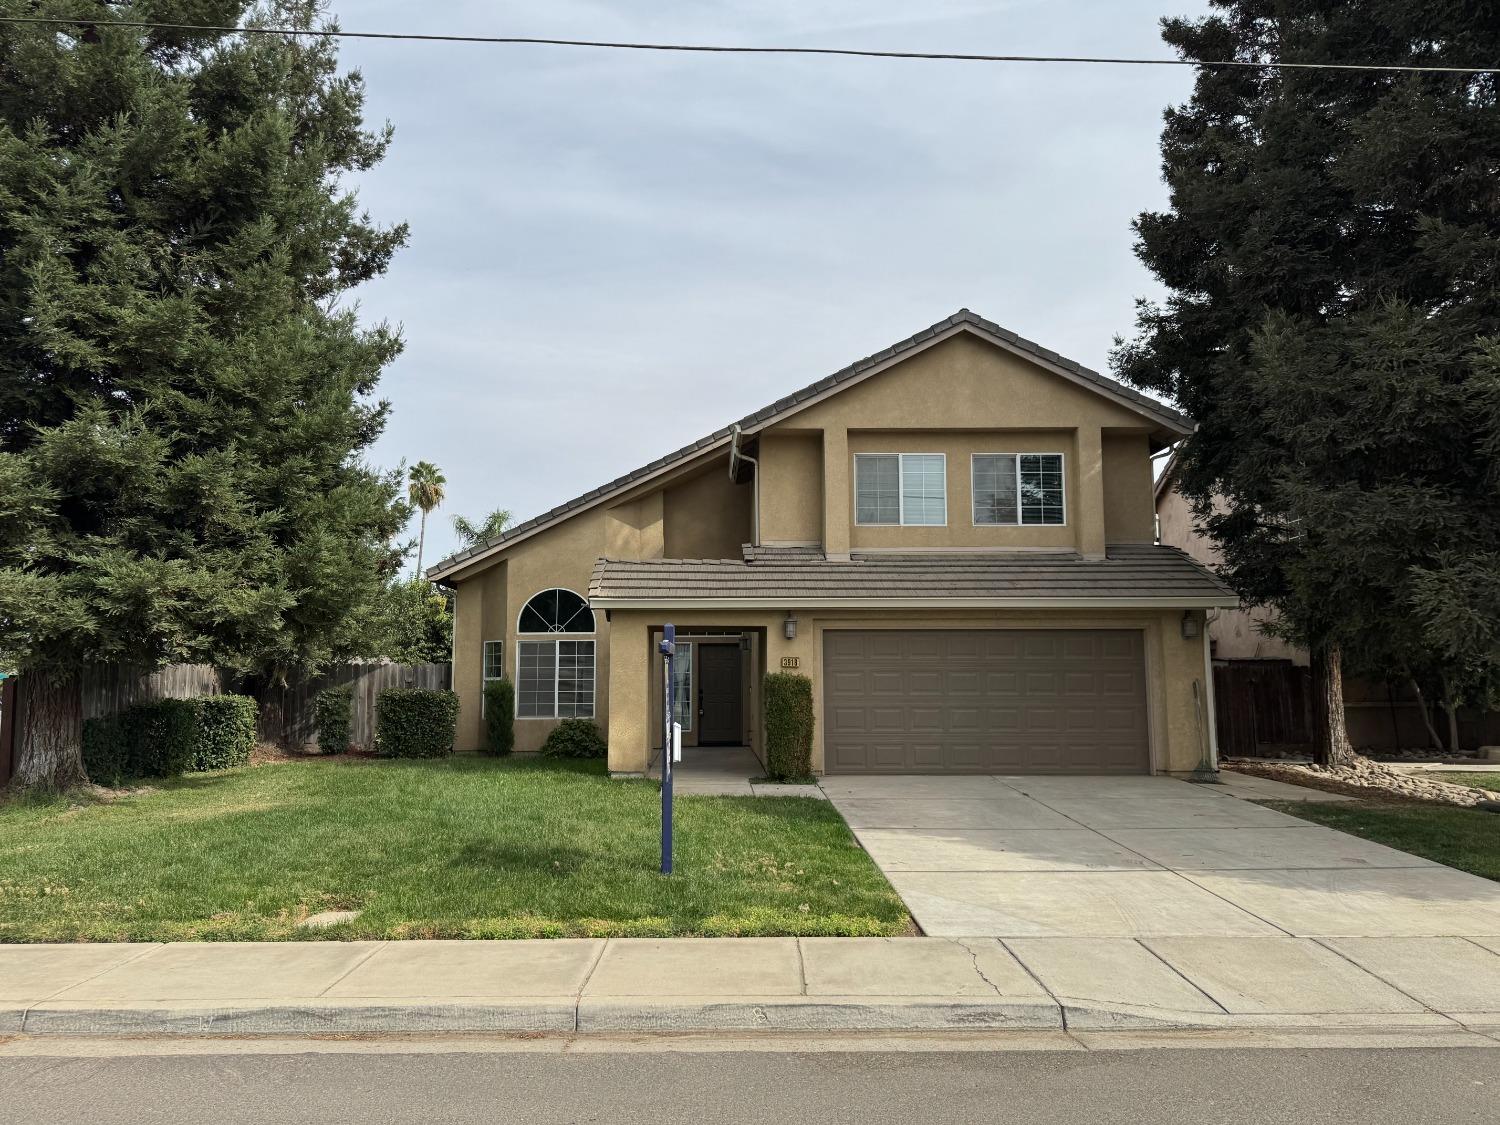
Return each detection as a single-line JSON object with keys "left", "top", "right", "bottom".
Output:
{"left": 576, "top": 997, "right": 1062, "bottom": 1032}
{"left": 19, "top": 999, "right": 577, "bottom": 1036}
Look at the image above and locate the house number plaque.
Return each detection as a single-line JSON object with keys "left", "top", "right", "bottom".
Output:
{"left": 780, "top": 656, "right": 801, "bottom": 669}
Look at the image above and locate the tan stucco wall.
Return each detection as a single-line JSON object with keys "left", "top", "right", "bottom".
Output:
{"left": 1155, "top": 483, "right": 1306, "bottom": 664}
{"left": 1102, "top": 432, "right": 1155, "bottom": 543}
{"left": 759, "top": 334, "right": 1157, "bottom": 558}
{"left": 662, "top": 462, "right": 752, "bottom": 560}
{"left": 605, "top": 608, "right": 1214, "bottom": 777}
{"left": 758, "top": 432, "right": 822, "bottom": 544}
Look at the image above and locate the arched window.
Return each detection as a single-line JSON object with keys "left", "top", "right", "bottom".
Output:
{"left": 515, "top": 589, "right": 596, "bottom": 719}
{"left": 518, "top": 588, "right": 595, "bottom": 634}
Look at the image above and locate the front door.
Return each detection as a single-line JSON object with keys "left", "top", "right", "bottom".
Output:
{"left": 697, "top": 644, "right": 743, "bottom": 745}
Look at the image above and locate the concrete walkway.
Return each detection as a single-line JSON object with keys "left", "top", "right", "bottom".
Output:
{"left": 821, "top": 774, "right": 1500, "bottom": 940}
{"left": 4, "top": 934, "right": 1500, "bottom": 1037}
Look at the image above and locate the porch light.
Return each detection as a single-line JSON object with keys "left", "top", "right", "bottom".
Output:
{"left": 784, "top": 614, "right": 798, "bottom": 640}
{"left": 1180, "top": 611, "right": 1201, "bottom": 640}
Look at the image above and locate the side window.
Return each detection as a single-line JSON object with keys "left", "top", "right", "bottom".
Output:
{"left": 482, "top": 640, "right": 505, "bottom": 681}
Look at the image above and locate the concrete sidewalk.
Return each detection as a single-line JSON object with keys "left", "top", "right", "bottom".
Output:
{"left": 5, "top": 935, "right": 1500, "bottom": 1038}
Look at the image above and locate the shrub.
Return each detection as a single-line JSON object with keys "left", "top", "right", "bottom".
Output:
{"left": 192, "top": 695, "right": 257, "bottom": 771}
{"left": 122, "top": 698, "right": 199, "bottom": 778}
{"left": 763, "top": 672, "right": 814, "bottom": 781}
{"left": 315, "top": 684, "right": 354, "bottom": 755}
{"left": 375, "top": 687, "right": 459, "bottom": 759}
{"left": 539, "top": 718, "right": 606, "bottom": 759}
{"left": 82, "top": 714, "right": 131, "bottom": 787}
{"left": 483, "top": 679, "right": 515, "bottom": 756}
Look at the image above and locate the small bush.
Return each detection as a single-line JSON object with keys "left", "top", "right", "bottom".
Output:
{"left": 315, "top": 684, "right": 353, "bottom": 755}
{"left": 763, "top": 672, "right": 814, "bottom": 781}
{"left": 483, "top": 679, "right": 515, "bottom": 756}
{"left": 192, "top": 695, "right": 256, "bottom": 771}
{"left": 82, "top": 714, "right": 131, "bottom": 787}
{"left": 539, "top": 718, "right": 606, "bottom": 759}
{"left": 122, "top": 698, "right": 198, "bottom": 778}
{"left": 375, "top": 687, "right": 459, "bottom": 759}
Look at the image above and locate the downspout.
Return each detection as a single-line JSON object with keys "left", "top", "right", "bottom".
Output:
{"left": 729, "top": 424, "right": 760, "bottom": 547}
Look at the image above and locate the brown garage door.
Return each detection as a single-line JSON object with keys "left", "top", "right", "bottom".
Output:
{"left": 823, "top": 630, "right": 1150, "bottom": 774}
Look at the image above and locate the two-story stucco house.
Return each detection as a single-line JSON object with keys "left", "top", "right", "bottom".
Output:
{"left": 427, "top": 310, "right": 1237, "bottom": 777}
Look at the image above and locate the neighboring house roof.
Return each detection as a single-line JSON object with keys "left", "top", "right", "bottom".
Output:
{"left": 1153, "top": 442, "right": 1183, "bottom": 504}
{"left": 587, "top": 543, "right": 1237, "bottom": 609}
{"left": 427, "top": 309, "right": 1191, "bottom": 581}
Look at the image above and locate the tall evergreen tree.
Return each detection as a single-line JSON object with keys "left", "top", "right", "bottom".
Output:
{"left": 1115, "top": 2, "right": 1500, "bottom": 762}
{"left": 0, "top": 1, "right": 410, "bottom": 789}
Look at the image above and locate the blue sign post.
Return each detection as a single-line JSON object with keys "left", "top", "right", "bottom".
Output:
{"left": 659, "top": 623, "right": 676, "bottom": 874}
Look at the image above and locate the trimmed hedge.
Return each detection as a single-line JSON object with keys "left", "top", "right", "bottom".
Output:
{"left": 483, "top": 679, "right": 515, "bottom": 756}
{"left": 82, "top": 713, "right": 131, "bottom": 787}
{"left": 763, "top": 672, "right": 814, "bottom": 781}
{"left": 315, "top": 684, "right": 353, "bottom": 755}
{"left": 81, "top": 694, "right": 257, "bottom": 785}
{"left": 193, "top": 695, "right": 256, "bottom": 771}
{"left": 122, "top": 698, "right": 199, "bottom": 779}
{"left": 539, "top": 718, "right": 606, "bottom": 759}
{"left": 375, "top": 687, "right": 459, "bottom": 759}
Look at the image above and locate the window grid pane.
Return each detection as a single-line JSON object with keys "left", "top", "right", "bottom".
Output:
{"left": 672, "top": 642, "right": 693, "bottom": 731}
{"left": 855, "top": 454, "right": 900, "bottom": 525}
{"left": 972, "top": 455, "right": 1019, "bottom": 524}
{"left": 900, "top": 454, "right": 946, "bottom": 526}
{"left": 1019, "top": 454, "right": 1065, "bottom": 525}
{"left": 556, "top": 640, "right": 595, "bottom": 718}
{"left": 482, "top": 640, "right": 504, "bottom": 680}
{"left": 517, "top": 641, "right": 556, "bottom": 718}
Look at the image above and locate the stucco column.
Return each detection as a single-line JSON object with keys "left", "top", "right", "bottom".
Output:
{"left": 1075, "top": 426, "right": 1106, "bottom": 560}
{"left": 606, "top": 612, "right": 650, "bottom": 774}
{"left": 822, "top": 427, "right": 850, "bottom": 561}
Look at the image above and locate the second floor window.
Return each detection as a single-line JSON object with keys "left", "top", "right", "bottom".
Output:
{"left": 855, "top": 453, "right": 947, "bottom": 526}
{"left": 973, "top": 453, "right": 1066, "bottom": 525}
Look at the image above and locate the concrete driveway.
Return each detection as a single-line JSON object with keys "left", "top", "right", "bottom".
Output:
{"left": 823, "top": 774, "right": 1500, "bottom": 939}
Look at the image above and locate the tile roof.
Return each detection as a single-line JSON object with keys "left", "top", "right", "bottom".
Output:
{"left": 588, "top": 543, "right": 1237, "bottom": 607}
{"left": 428, "top": 309, "right": 1191, "bottom": 580}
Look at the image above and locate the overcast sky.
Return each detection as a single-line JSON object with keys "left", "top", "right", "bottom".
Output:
{"left": 337, "top": 1, "right": 1210, "bottom": 570}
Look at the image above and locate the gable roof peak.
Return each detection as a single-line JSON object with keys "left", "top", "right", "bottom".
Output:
{"left": 427, "top": 307, "right": 1190, "bottom": 581}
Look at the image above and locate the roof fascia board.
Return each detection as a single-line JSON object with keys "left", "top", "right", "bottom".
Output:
{"left": 591, "top": 595, "right": 1240, "bottom": 610}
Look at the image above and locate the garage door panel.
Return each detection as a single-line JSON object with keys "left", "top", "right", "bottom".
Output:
{"left": 824, "top": 630, "right": 1149, "bottom": 774}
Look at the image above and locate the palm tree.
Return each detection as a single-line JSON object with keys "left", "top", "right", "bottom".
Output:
{"left": 407, "top": 461, "right": 446, "bottom": 577}
{"left": 451, "top": 508, "right": 513, "bottom": 548}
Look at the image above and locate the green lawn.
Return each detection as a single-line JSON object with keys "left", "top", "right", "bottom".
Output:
{"left": 1430, "top": 772, "right": 1500, "bottom": 794}
{"left": 1264, "top": 799, "right": 1500, "bottom": 882}
{"left": 0, "top": 757, "right": 909, "bottom": 942}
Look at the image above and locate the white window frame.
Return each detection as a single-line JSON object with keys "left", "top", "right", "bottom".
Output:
{"left": 853, "top": 452, "right": 948, "bottom": 527}
{"left": 672, "top": 641, "right": 694, "bottom": 733}
{"left": 482, "top": 640, "right": 505, "bottom": 682}
{"left": 516, "top": 637, "right": 596, "bottom": 720}
{"left": 970, "top": 452, "right": 1068, "bottom": 527}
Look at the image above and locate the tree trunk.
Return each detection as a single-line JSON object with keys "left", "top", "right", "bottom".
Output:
{"left": 415, "top": 509, "right": 427, "bottom": 578}
{"left": 10, "top": 669, "right": 87, "bottom": 792}
{"left": 1408, "top": 677, "right": 1446, "bottom": 752}
{"left": 1440, "top": 675, "right": 1462, "bottom": 755}
{"left": 1310, "top": 643, "right": 1355, "bottom": 767}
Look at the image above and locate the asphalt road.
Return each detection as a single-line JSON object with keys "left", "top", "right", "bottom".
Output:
{"left": 2, "top": 1043, "right": 1499, "bottom": 1125}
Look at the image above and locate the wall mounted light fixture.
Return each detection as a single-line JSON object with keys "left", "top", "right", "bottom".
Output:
{"left": 784, "top": 614, "right": 798, "bottom": 640}
{"left": 1181, "top": 610, "right": 1201, "bottom": 640}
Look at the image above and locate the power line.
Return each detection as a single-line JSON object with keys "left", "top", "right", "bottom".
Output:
{"left": 1, "top": 15, "right": 1497, "bottom": 75}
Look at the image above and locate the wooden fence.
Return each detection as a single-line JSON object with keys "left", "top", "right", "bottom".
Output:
{"left": 0, "top": 662, "right": 451, "bottom": 782}
{"left": 256, "top": 662, "right": 451, "bottom": 752}
{"left": 1214, "top": 660, "right": 1500, "bottom": 755}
